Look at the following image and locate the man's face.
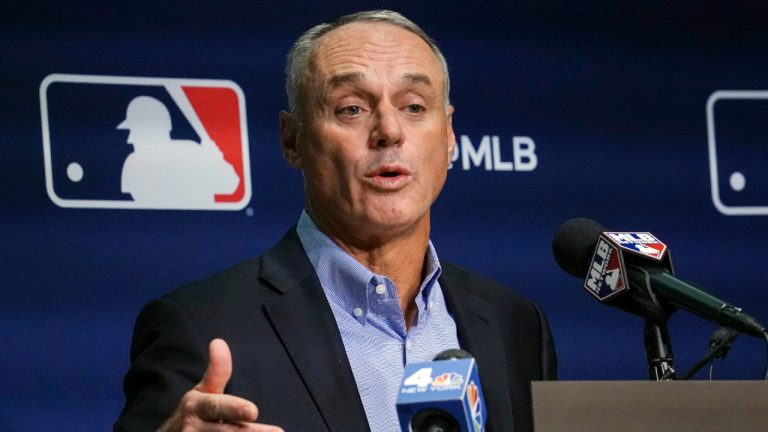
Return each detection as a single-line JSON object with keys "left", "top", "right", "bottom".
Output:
{"left": 282, "top": 22, "right": 456, "bottom": 244}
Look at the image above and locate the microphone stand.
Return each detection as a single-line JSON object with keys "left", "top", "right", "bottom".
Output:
{"left": 679, "top": 327, "right": 738, "bottom": 380}
{"left": 621, "top": 264, "right": 676, "bottom": 381}
{"left": 644, "top": 320, "right": 676, "bottom": 381}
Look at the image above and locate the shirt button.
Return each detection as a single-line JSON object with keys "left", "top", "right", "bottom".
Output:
{"left": 429, "top": 301, "right": 435, "bottom": 311}
{"left": 406, "top": 340, "right": 412, "bottom": 350}
{"left": 353, "top": 307, "right": 363, "bottom": 317}
{"left": 375, "top": 284, "right": 386, "bottom": 295}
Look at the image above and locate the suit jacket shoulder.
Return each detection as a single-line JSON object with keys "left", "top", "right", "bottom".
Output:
{"left": 439, "top": 261, "right": 558, "bottom": 432}
{"left": 115, "top": 229, "right": 369, "bottom": 432}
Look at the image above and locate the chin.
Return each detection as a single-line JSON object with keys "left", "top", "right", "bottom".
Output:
{"left": 362, "top": 206, "right": 426, "bottom": 233}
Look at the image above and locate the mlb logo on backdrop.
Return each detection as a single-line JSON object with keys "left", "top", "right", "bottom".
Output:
{"left": 707, "top": 90, "right": 768, "bottom": 216}
{"left": 40, "top": 74, "right": 251, "bottom": 210}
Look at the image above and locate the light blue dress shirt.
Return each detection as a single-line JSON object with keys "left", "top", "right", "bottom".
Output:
{"left": 296, "top": 211, "right": 461, "bottom": 432}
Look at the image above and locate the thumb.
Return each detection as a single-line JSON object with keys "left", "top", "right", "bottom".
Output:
{"left": 196, "top": 338, "right": 232, "bottom": 394}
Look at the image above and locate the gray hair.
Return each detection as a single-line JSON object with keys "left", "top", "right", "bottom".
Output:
{"left": 284, "top": 10, "right": 451, "bottom": 117}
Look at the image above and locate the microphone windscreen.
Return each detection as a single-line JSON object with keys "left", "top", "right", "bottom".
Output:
{"left": 432, "top": 349, "right": 472, "bottom": 361}
{"left": 552, "top": 218, "right": 606, "bottom": 278}
{"left": 709, "top": 327, "right": 737, "bottom": 349}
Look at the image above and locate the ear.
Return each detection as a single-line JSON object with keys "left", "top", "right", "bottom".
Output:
{"left": 279, "top": 111, "right": 302, "bottom": 168}
{"left": 445, "top": 105, "right": 457, "bottom": 166}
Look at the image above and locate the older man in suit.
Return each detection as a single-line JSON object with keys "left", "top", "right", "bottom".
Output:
{"left": 115, "top": 10, "right": 556, "bottom": 432}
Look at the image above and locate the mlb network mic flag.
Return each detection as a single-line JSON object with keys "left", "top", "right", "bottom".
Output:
{"left": 584, "top": 231, "right": 671, "bottom": 301}
{"left": 39, "top": 74, "right": 251, "bottom": 210}
{"left": 397, "top": 358, "right": 486, "bottom": 432}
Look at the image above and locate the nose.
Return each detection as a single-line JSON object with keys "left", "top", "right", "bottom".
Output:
{"left": 369, "top": 104, "right": 403, "bottom": 148}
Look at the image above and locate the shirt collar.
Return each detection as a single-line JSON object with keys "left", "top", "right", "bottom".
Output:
{"left": 296, "top": 210, "right": 443, "bottom": 325}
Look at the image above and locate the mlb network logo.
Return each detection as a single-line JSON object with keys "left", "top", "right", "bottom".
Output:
{"left": 584, "top": 237, "right": 626, "bottom": 301}
{"left": 605, "top": 232, "right": 667, "bottom": 260}
{"left": 40, "top": 74, "right": 251, "bottom": 210}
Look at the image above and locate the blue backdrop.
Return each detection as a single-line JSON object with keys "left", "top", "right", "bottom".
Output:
{"left": 2, "top": 1, "right": 767, "bottom": 431}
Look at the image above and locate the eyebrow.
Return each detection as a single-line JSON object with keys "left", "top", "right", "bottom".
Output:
{"left": 326, "top": 72, "right": 364, "bottom": 91}
{"left": 318, "top": 71, "right": 437, "bottom": 109}
{"left": 325, "top": 72, "right": 434, "bottom": 91}
{"left": 402, "top": 73, "right": 433, "bottom": 88}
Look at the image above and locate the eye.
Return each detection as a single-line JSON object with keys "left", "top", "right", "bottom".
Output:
{"left": 405, "top": 104, "right": 424, "bottom": 114}
{"left": 338, "top": 105, "right": 361, "bottom": 116}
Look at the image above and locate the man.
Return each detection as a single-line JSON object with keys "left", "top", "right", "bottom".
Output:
{"left": 115, "top": 10, "right": 556, "bottom": 432}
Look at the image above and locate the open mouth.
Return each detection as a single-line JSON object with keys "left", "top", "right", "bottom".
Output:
{"left": 365, "top": 164, "right": 412, "bottom": 189}
{"left": 366, "top": 164, "right": 411, "bottom": 178}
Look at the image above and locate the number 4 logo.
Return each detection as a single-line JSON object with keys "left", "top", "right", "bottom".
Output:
{"left": 403, "top": 367, "right": 433, "bottom": 387}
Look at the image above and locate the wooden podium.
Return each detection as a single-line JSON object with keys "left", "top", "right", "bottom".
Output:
{"left": 532, "top": 381, "right": 768, "bottom": 432}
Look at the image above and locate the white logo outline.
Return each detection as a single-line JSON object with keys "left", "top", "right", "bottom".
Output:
{"left": 39, "top": 73, "right": 251, "bottom": 210}
{"left": 706, "top": 90, "right": 768, "bottom": 216}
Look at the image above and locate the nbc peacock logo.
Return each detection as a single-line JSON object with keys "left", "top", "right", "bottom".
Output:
{"left": 431, "top": 372, "right": 463, "bottom": 388}
{"left": 468, "top": 381, "right": 483, "bottom": 431}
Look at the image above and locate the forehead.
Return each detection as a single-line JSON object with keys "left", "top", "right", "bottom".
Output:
{"left": 310, "top": 22, "right": 443, "bottom": 85}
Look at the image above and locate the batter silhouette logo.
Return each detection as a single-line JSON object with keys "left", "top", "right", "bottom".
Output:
{"left": 40, "top": 74, "right": 251, "bottom": 210}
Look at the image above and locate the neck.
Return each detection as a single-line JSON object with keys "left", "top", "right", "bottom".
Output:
{"left": 310, "top": 211, "right": 431, "bottom": 329}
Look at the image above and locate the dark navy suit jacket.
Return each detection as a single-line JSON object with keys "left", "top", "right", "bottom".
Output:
{"left": 115, "top": 228, "right": 557, "bottom": 431}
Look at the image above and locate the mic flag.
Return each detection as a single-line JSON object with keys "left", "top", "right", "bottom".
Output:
{"left": 553, "top": 218, "right": 766, "bottom": 336}
{"left": 583, "top": 231, "right": 673, "bottom": 302}
{"left": 396, "top": 355, "right": 486, "bottom": 432}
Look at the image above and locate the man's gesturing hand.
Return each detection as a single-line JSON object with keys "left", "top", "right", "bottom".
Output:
{"left": 159, "top": 339, "right": 284, "bottom": 431}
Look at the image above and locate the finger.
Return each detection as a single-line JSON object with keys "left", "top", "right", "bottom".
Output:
{"left": 198, "top": 422, "right": 284, "bottom": 432}
{"left": 196, "top": 338, "right": 232, "bottom": 394}
{"left": 195, "top": 393, "right": 259, "bottom": 423}
{"left": 241, "top": 424, "right": 284, "bottom": 432}
{"left": 249, "top": 425, "right": 284, "bottom": 432}
{"left": 236, "top": 423, "right": 284, "bottom": 432}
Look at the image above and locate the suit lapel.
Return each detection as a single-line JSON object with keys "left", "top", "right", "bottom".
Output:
{"left": 440, "top": 268, "right": 514, "bottom": 432}
{"left": 259, "top": 230, "right": 370, "bottom": 432}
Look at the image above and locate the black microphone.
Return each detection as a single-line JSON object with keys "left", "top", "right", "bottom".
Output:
{"left": 679, "top": 326, "right": 740, "bottom": 380}
{"left": 709, "top": 327, "right": 738, "bottom": 358}
{"left": 553, "top": 218, "right": 766, "bottom": 337}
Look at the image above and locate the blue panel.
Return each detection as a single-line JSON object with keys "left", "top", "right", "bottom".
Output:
{"left": 2, "top": 1, "right": 768, "bottom": 431}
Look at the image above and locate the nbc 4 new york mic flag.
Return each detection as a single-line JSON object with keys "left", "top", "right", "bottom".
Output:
{"left": 40, "top": 74, "right": 251, "bottom": 210}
